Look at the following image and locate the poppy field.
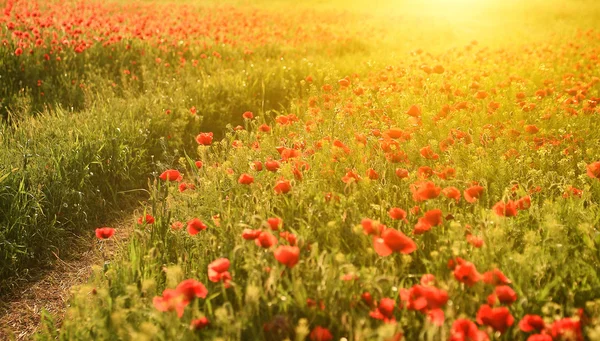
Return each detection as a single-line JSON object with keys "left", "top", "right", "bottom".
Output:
{"left": 2, "top": 0, "right": 600, "bottom": 340}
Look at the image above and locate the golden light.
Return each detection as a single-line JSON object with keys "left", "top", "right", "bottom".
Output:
{"left": 402, "top": 0, "right": 498, "bottom": 19}
{"left": 361, "top": 0, "right": 525, "bottom": 48}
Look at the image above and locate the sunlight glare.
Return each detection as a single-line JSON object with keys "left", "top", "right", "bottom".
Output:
{"left": 402, "top": 0, "right": 498, "bottom": 20}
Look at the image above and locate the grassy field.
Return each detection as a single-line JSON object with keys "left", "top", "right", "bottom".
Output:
{"left": 1, "top": 0, "right": 600, "bottom": 339}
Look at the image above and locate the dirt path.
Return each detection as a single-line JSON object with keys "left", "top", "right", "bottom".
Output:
{"left": 0, "top": 216, "right": 133, "bottom": 340}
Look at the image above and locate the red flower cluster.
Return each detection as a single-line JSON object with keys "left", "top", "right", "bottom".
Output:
{"left": 153, "top": 279, "right": 208, "bottom": 318}
{"left": 399, "top": 276, "right": 448, "bottom": 326}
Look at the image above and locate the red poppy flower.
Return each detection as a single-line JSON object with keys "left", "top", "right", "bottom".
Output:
{"left": 449, "top": 319, "right": 489, "bottom": 341}
{"left": 370, "top": 297, "right": 396, "bottom": 323}
{"left": 187, "top": 218, "right": 207, "bottom": 235}
{"left": 196, "top": 132, "right": 213, "bottom": 145}
{"left": 267, "top": 217, "right": 282, "bottom": 230}
{"left": 242, "top": 229, "right": 261, "bottom": 240}
{"left": 439, "top": 137, "right": 454, "bottom": 152}
{"left": 418, "top": 166, "right": 433, "bottom": 179}
{"left": 437, "top": 167, "right": 456, "bottom": 180}
{"left": 310, "top": 326, "right": 333, "bottom": 341}
{"left": 401, "top": 284, "right": 447, "bottom": 309}
{"left": 362, "top": 292, "right": 374, "bottom": 307}
{"left": 516, "top": 196, "right": 531, "bottom": 210}
{"left": 466, "top": 234, "right": 484, "bottom": 248}
{"left": 493, "top": 200, "right": 518, "bottom": 217}
{"left": 361, "top": 218, "right": 384, "bottom": 236}
{"left": 422, "top": 209, "right": 443, "bottom": 226}
{"left": 395, "top": 168, "right": 409, "bottom": 178}
{"left": 355, "top": 133, "right": 367, "bottom": 145}
{"left": 476, "top": 304, "right": 514, "bottom": 333}
{"left": 420, "top": 145, "right": 439, "bottom": 160}
{"left": 274, "top": 179, "right": 292, "bottom": 194}
{"left": 587, "top": 161, "right": 600, "bottom": 179}
{"left": 190, "top": 317, "right": 210, "bottom": 330}
{"left": 251, "top": 161, "right": 263, "bottom": 171}
{"left": 338, "top": 78, "right": 350, "bottom": 87}
{"left": 454, "top": 261, "right": 482, "bottom": 286}
{"left": 493, "top": 285, "right": 517, "bottom": 305}
{"left": 519, "top": 315, "right": 545, "bottom": 332}
{"left": 138, "top": 214, "right": 155, "bottom": 225}
{"left": 563, "top": 186, "right": 583, "bottom": 198}
{"left": 333, "top": 140, "right": 350, "bottom": 154}
{"left": 242, "top": 111, "right": 254, "bottom": 119}
{"left": 176, "top": 279, "right": 208, "bottom": 301}
{"left": 427, "top": 309, "right": 446, "bottom": 326}
{"left": 388, "top": 207, "right": 407, "bottom": 220}
{"left": 280, "top": 231, "right": 297, "bottom": 245}
{"left": 443, "top": 187, "right": 461, "bottom": 202}
{"left": 208, "top": 258, "right": 230, "bottom": 273}
{"left": 410, "top": 181, "right": 441, "bottom": 202}
{"left": 238, "top": 173, "right": 254, "bottom": 185}
{"left": 255, "top": 231, "right": 278, "bottom": 248}
{"left": 258, "top": 124, "right": 271, "bottom": 132}
{"left": 413, "top": 218, "right": 432, "bottom": 235}
{"left": 406, "top": 105, "right": 421, "bottom": 117}
{"left": 378, "top": 297, "right": 396, "bottom": 318}
{"left": 208, "top": 258, "right": 232, "bottom": 287}
{"left": 550, "top": 318, "right": 583, "bottom": 341}
{"left": 447, "top": 256, "right": 466, "bottom": 270}
{"left": 420, "top": 274, "right": 436, "bottom": 286}
{"left": 366, "top": 168, "right": 379, "bottom": 180}
{"left": 274, "top": 245, "right": 300, "bottom": 268}
{"left": 475, "top": 91, "right": 489, "bottom": 99}
{"left": 195, "top": 161, "right": 203, "bottom": 169}
{"left": 342, "top": 170, "right": 362, "bottom": 184}
{"left": 483, "top": 268, "right": 511, "bottom": 286}
{"left": 373, "top": 228, "right": 417, "bottom": 256}
{"left": 524, "top": 125, "right": 539, "bottom": 134}
{"left": 153, "top": 289, "right": 186, "bottom": 318}
{"left": 282, "top": 150, "right": 303, "bottom": 163}
{"left": 292, "top": 166, "right": 303, "bottom": 181}
{"left": 275, "top": 115, "right": 291, "bottom": 125}
{"left": 385, "top": 151, "right": 409, "bottom": 163}
{"left": 159, "top": 169, "right": 183, "bottom": 182}
{"left": 178, "top": 182, "right": 194, "bottom": 192}
{"left": 265, "top": 160, "right": 280, "bottom": 172}
{"left": 464, "top": 186, "right": 485, "bottom": 203}
{"left": 95, "top": 227, "right": 115, "bottom": 239}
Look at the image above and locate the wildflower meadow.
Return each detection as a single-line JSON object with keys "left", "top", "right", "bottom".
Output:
{"left": 1, "top": 0, "right": 600, "bottom": 340}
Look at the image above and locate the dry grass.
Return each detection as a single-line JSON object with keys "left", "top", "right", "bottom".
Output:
{"left": 0, "top": 215, "right": 134, "bottom": 340}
